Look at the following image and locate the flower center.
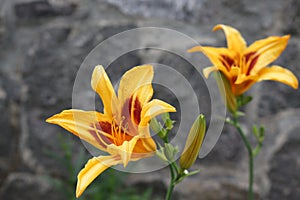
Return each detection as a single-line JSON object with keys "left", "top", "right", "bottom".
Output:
{"left": 111, "top": 116, "right": 130, "bottom": 146}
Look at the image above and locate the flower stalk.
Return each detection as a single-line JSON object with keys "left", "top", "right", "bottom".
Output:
{"left": 152, "top": 114, "right": 206, "bottom": 200}
{"left": 227, "top": 114, "right": 254, "bottom": 200}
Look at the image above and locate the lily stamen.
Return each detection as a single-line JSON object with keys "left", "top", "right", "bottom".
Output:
{"left": 92, "top": 123, "right": 110, "bottom": 146}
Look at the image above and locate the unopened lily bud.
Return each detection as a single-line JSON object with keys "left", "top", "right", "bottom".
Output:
{"left": 213, "top": 72, "right": 237, "bottom": 113}
{"left": 179, "top": 114, "right": 206, "bottom": 170}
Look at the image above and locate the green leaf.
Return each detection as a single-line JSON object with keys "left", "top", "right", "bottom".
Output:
{"left": 164, "top": 143, "right": 178, "bottom": 162}
{"left": 150, "top": 118, "right": 162, "bottom": 134}
{"left": 237, "top": 95, "right": 253, "bottom": 108}
{"left": 252, "top": 125, "right": 259, "bottom": 138}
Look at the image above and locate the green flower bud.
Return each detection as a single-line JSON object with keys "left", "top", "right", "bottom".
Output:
{"left": 179, "top": 114, "right": 206, "bottom": 170}
{"left": 213, "top": 72, "right": 237, "bottom": 113}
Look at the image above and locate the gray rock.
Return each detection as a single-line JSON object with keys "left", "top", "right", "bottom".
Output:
{"left": 17, "top": 22, "right": 88, "bottom": 174}
{"left": 106, "top": 0, "right": 287, "bottom": 37}
{"left": 177, "top": 181, "right": 255, "bottom": 200}
{"left": 0, "top": 13, "right": 5, "bottom": 43}
{"left": 22, "top": 26, "right": 75, "bottom": 108}
{"left": 0, "top": 173, "right": 64, "bottom": 200}
{"left": 200, "top": 124, "right": 244, "bottom": 166}
{"left": 107, "top": 0, "right": 205, "bottom": 21}
{"left": 0, "top": 71, "right": 23, "bottom": 184}
{"left": 282, "top": 0, "right": 300, "bottom": 35}
{"left": 0, "top": 76, "right": 11, "bottom": 186}
{"left": 257, "top": 68, "right": 300, "bottom": 118}
{"left": 19, "top": 19, "right": 140, "bottom": 175}
{"left": 14, "top": 0, "right": 77, "bottom": 20}
{"left": 268, "top": 129, "right": 300, "bottom": 200}
{"left": 0, "top": 76, "right": 10, "bottom": 159}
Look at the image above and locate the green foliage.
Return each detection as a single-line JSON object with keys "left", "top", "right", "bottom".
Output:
{"left": 45, "top": 134, "right": 156, "bottom": 200}
{"left": 150, "top": 117, "right": 166, "bottom": 139}
{"left": 252, "top": 125, "right": 265, "bottom": 157}
{"left": 236, "top": 94, "right": 253, "bottom": 109}
{"left": 162, "top": 113, "right": 174, "bottom": 131}
{"left": 150, "top": 113, "right": 175, "bottom": 143}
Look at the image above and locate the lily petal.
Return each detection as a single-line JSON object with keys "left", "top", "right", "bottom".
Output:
{"left": 91, "top": 65, "right": 117, "bottom": 116}
{"left": 46, "top": 109, "right": 111, "bottom": 150}
{"left": 233, "top": 80, "right": 257, "bottom": 96}
{"left": 245, "top": 35, "right": 290, "bottom": 73}
{"left": 106, "top": 136, "right": 139, "bottom": 167}
{"left": 137, "top": 126, "right": 157, "bottom": 152}
{"left": 140, "top": 99, "right": 176, "bottom": 127}
{"left": 213, "top": 24, "right": 247, "bottom": 52}
{"left": 235, "top": 73, "right": 258, "bottom": 85}
{"left": 132, "top": 83, "right": 153, "bottom": 106}
{"left": 189, "top": 46, "right": 233, "bottom": 69}
{"left": 257, "top": 65, "right": 298, "bottom": 89}
{"left": 190, "top": 46, "right": 235, "bottom": 77}
{"left": 118, "top": 65, "right": 154, "bottom": 107}
{"left": 187, "top": 46, "right": 202, "bottom": 53}
{"left": 76, "top": 156, "right": 121, "bottom": 198}
{"left": 203, "top": 66, "right": 220, "bottom": 78}
{"left": 129, "top": 84, "right": 153, "bottom": 125}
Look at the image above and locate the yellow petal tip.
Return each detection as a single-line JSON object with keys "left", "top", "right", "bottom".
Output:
{"left": 76, "top": 184, "right": 85, "bottom": 198}
{"left": 212, "top": 24, "right": 224, "bottom": 32}
{"left": 45, "top": 110, "right": 69, "bottom": 124}
{"left": 94, "top": 65, "right": 104, "bottom": 70}
{"left": 76, "top": 179, "right": 83, "bottom": 198}
{"left": 75, "top": 190, "right": 82, "bottom": 198}
{"left": 45, "top": 115, "right": 57, "bottom": 124}
{"left": 91, "top": 65, "right": 105, "bottom": 88}
{"left": 283, "top": 34, "right": 291, "bottom": 40}
{"left": 187, "top": 46, "right": 202, "bottom": 53}
{"left": 293, "top": 81, "right": 299, "bottom": 89}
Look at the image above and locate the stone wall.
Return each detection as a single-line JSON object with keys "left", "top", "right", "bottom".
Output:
{"left": 0, "top": 0, "right": 299, "bottom": 199}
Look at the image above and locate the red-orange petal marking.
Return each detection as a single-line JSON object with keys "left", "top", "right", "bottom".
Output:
{"left": 220, "top": 54, "right": 234, "bottom": 70}
{"left": 244, "top": 52, "right": 259, "bottom": 75}
{"left": 130, "top": 97, "right": 142, "bottom": 125}
{"left": 89, "top": 122, "right": 113, "bottom": 148}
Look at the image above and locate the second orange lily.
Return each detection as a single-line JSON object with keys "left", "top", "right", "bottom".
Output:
{"left": 189, "top": 24, "right": 298, "bottom": 96}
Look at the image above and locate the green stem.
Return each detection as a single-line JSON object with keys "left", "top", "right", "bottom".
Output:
{"left": 165, "top": 162, "right": 176, "bottom": 200}
{"left": 232, "top": 116, "right": 254, "bottom": 200}
{"left": 165, "top": 179, "right": 174, "bottom": 200}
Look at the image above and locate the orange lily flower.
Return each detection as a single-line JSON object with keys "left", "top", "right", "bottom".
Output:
{"left": 189, "top": 24, "right": 298, "bottom": 96}
{"left": 46, "top": 65, "right": 176, "bottom": 197}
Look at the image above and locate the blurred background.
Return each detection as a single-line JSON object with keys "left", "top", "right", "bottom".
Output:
{"left": 0, "top": 0, "right": 300, "bottom": 199}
